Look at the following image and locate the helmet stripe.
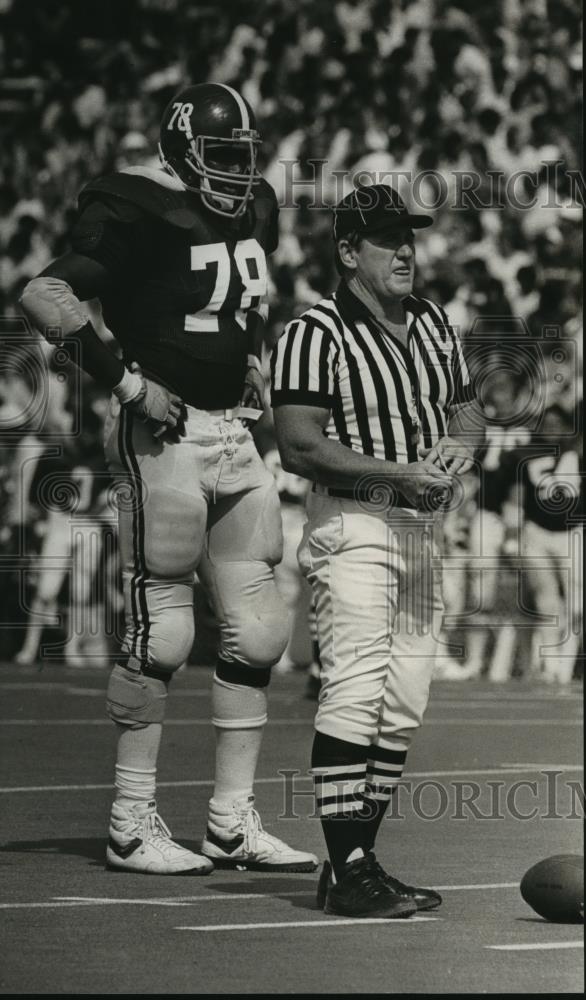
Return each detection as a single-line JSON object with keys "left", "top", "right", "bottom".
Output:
{"left": 217, "top": 83, "right": 250, "bottom": 130}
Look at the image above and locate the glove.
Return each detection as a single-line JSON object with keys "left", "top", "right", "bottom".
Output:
{"left": 124, "top": 365, "right": 186, "bottom": 442}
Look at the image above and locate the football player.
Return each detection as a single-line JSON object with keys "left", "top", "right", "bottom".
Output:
{"left": 509, "top": 405, "right": 582, "bottom": 684}
{"left": 13, "top": 405, "right": 113, "bottom": 669}
{"left": 20, "top": 83, "right": 317, "bottom": 875}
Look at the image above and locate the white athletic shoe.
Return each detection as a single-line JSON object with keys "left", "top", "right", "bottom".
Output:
{"left": 201, "top": 795, "right": 319, "bottom": 872}
{"left": 434, "top": 658, "right": 480, "bottom": 681}
{"left": 106, "top": 800, "right": 214, "bottom": 875}
{"left": 14, "top": 648, "right": 37, "bottom": 667}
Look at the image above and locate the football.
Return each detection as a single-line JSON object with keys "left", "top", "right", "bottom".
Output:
{"left": 520, "top": 854, "right": 584, "bottom": 923}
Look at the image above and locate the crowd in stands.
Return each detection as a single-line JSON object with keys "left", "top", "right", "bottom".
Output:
{"left": 0, "top": 0, "right": 582, "bottom": 679}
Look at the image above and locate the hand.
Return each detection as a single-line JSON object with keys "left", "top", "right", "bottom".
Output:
{"left": 392, "top": 458, "right": 453, "bottom": 508}
{"left": 419, "top": 437, "right": 475, "bottom": 476}
{"left": 126, "top": 366, "right": 186, "bottom": 442}
{"left": 239, "top": 364, "right": 265, "bottom": 425}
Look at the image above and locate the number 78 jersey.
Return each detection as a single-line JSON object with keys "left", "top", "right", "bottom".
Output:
{"left": 72, "top": 168, "right": 278, "bottom": 402}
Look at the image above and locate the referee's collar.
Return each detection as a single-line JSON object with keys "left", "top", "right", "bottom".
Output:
{"left": 335, "top": 280, "right": 417, "bottom": 326}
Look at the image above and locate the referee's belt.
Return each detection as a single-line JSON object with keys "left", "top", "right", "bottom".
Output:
{"left": 312, "top": 483, "right": 417, "bottom": 509}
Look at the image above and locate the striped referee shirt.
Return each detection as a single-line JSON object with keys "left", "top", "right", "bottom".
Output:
{"left": 271, "top": 281, "right": 476, "bottom": 465}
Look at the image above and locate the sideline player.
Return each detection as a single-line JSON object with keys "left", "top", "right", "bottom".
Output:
{"left": 272, "top": 184, "right": 484, "bottom": 917}
{"left": 507, "top": 404, "right": 582, "bottom": 684}
{"left": 21, "top": 83, "right": 317, "bottom": 875}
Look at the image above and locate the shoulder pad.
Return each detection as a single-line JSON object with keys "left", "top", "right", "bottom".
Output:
{"left": 78, "top": 170, "right": 202, "bottom": 230}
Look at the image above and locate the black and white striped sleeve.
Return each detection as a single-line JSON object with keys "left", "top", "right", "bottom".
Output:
{"left": 440, "top": 306, "right": 477, "bottom": 407}
{"left": 270, "top": 317, "right": 337, "bottom": 408}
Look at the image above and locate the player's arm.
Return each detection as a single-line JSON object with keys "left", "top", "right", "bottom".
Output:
{"left": 241, "top": 301, "right": 268, "bottom": 412}
{"left": 241, "top": 181, "right": 279, "bottom": 413}
{"left": 20, "top": 253, "right": 185, "bottom": 440}
{"left": 21, "top": 254, "right": 126, "bottom": 390}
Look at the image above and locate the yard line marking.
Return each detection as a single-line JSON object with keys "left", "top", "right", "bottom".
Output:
{"left": 0, "top": 884, "right": 524, "bottom": 912}
{"left": 437, "top": 882, "right": 518, "bottom": 891}
{"left": 428, "top": 720, "right": 582, "bottom": 727}
{"left": 55, "top": 883, "right": 519, "bottom": 903}
{"left": 2, "top": 681, "right": 579, "bottom": 705}
{"left": 0, "top": 897, "right": 280, "bottom": 910}
{"left": 177, "top": 917, "right": 441, "bottom": 931}
{"left": 0, "top": 885, "right": 518, "bottom": 911}
{"left": 0, "top": 718, "right": 581, "bottom": 727}
{"left": 487, "top": 942, "right": 583, "bottom": 951}
{"left": 1, "top": 765, "right": 582, "bottom": 795}
{"left": 0, "top": 901, "right": 115, "bottom": 910}
{"left": 500, "top": 763, "right": 583, "bottom": 770}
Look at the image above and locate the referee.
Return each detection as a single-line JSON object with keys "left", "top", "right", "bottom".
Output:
{"left": 271, "top": 183, "right": 484, "bottom": 919}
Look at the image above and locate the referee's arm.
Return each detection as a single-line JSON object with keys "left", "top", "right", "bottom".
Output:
{"left": 273, "top": 402, "right": 450, "bottom": 504}
{"left": 271, "top": 319, "right": 451, "bottom": 504}
{"left": 421, "top": 309, "right": 486, "bottom": 475}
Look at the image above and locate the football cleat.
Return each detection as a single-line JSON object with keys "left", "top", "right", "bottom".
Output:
{"left": 201, "top": 795, "right": 318, "bottom": 872}
{"left": 317, "top": 857, "right": 442, "bottom": 911}
{"left": 323, "top": 853, "right": 417, "bottom": 919}
{"left": 106, "top": 800, "right": 214, "bottom": 875}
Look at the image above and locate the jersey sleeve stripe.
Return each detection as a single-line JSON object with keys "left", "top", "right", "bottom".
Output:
{"left": 272, "top": 319, "right": 301, "bottom": 391}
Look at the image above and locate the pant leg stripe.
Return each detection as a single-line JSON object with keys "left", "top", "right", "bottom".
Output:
{"left": 123, "top": 410, "right": 150, "bottom": 664}
{"left": 118, "top": 408, "right": 150, "bottom": 664}
{"left": 117, "top": 408, "right": 140, "bottom": 658}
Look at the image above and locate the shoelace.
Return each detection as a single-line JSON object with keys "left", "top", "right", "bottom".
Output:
{"left": 242, "top": 804, "right": 296, "bottom": 856}
{"left": 239, "top": 804, "right": 263, "bottom": 856}
{"left": 348, "top": 855, "right": 388, "bottom": 898}
{"left": 368, "top": 854, "right": 413, "bottom": 894}
{"left": 137, "top": 811, "right": 174, "bottom": 855}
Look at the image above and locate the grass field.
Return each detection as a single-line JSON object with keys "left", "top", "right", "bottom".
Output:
{"left": 0, "top": 665, "right": 583, "bottom": 995}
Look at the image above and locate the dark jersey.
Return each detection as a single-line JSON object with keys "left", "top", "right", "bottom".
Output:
{"left": 521, "top": 443, "right": 581, "bottom": 532}
{"left": 503, "top": 439, "right": 582, "bottom": 532}
{"left": 476, "top": 425, "right": 531, "bottom": 513}
{"left": 72, "top": 168, "right": 279, "bottom": 408}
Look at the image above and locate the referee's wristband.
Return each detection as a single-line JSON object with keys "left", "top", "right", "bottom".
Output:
{"left": 246, "top": 354, "right": 262, "bottom": 373}
{"left": 112, "top": 368, "right": 144, "bottom": 404}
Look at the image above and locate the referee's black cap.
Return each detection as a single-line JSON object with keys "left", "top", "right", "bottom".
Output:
{"left": 333, "top": 183, "right": 433, "bottom": 240}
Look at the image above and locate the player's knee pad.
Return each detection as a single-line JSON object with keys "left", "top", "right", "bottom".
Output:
{"left": 143, "top": 487, "right": 206, "bottom": 579}
{"left": 106, "top": 663, "right": 169, "bottom": 727}
{"left": 123, "top": 601, "right": 195, "bottom": 676}
{"left": 231, "top": 601, "right": 289, "bottom": 670}
{"left": 146, "top": 613, "right": 195, "bottom": 674}
{"left": 228, "top": 580, "right": 290, "bottom": 669}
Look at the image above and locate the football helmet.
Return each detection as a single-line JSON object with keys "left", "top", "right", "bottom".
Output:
{"left": 159, "top": 83, "right": 261, "bottom": 218}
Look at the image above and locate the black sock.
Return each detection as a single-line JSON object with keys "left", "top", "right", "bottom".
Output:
{"left": 358, "top": 743, "right": 407, "bottom": 853}
{"left": 311, "top": 731, "right": 368, "bottom": 880}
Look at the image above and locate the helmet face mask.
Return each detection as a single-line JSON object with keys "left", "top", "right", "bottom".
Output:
{"left": 159, "top": 84, "right": 262, "bottom": 219}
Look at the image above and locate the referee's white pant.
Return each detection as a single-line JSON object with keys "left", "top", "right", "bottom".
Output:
{"left": 298, "top": 492, "right": 444, "bottom": 749}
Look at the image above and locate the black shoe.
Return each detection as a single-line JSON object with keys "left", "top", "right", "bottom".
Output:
{"left": 318, "top": 857, "right": 442, "bottom": 912}
{"left": 382, "top": 868, "right": 442, "bottom": 912}
{"left": 323, "top": 853, "right": 417, "bottom": 919}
